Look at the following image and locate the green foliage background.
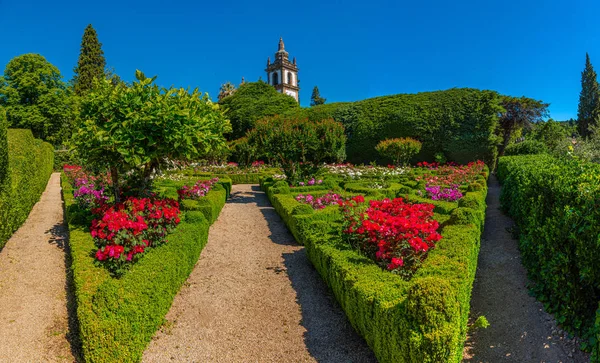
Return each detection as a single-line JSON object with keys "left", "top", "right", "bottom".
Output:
{"left": 218, "top": 81, "right": 299, "bottom": 139}
{"left": 0, "top": 108, "right": 7, "bottom": 187}
{"left": 504, "top": 140, "right": 547, "bottom": 156}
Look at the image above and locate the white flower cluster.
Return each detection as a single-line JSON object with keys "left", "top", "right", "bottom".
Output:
{"left": 272, "top": 174, "right": 287, "bottom": 180}
{"left": 323, "top": 164, "right": 407, "bottom": 180}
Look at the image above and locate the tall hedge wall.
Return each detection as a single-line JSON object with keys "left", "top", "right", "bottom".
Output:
{"left": 497, "top": 155, "right": 600, "bottom": 355}
{"left": 0, "top": 129, "right": 54, "bottom": 249}
{"left": 283, "top": 88, "right": 502, "bottom": 165}
{"left": 0, "top": 109, "right": 8, "bottom": 187}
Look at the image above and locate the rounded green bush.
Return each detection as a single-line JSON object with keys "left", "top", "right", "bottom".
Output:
{"left": 504, "top": 140, "right": 547, "bottom": 156}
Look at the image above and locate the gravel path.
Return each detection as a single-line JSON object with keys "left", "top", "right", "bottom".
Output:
{"left": 463, "top": 175, "right": 589, "bottom": 362}
{"left": 0, "top": 173, "right": 78, "bottom": 362}
{"left": 143, "top": 184, "right": 375, "bottom": 363}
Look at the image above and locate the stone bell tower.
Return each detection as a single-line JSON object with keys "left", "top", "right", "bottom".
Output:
{"left": 266, "top": 38, "right": 299, "bottom": 102}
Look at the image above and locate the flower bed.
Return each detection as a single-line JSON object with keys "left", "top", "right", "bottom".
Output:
{"left": 261, "top": 161, "right": 489, "bottom": 362}
{"left": 295, "top": 192, "right": 343, "bottom": 210}
{"left": 62, "top": 173, "right": 227, "bottom": 362}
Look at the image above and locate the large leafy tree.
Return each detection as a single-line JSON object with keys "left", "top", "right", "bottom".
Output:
{"left": 310, "top": 86, "right": 326, "bottom": 106}
{"left": 0, "top": 54, "right": 77, "bottom": 144}
{"left": 577, "top": 53, "right": 600, "bottom": 138}
{"left": 73, "top": 24, "right": 106, "bottom": 96}
{"left": 498, "top": 96, "right": 549, "bottom": 157}
{"left": 73, "top": 70, "right": 231, "bottom": 200}
{"left": 218, "top": 81, "right": 299, "bottom": 139}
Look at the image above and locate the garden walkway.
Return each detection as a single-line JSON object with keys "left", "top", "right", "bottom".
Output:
{"left": 464, "top": 175, "right": 589, "bottom": 362}
{"left": 143, "top": 184, "right": 375, "bottom": 362}
{"left": 0, "top": 173, "right": 77, "bottom": 362}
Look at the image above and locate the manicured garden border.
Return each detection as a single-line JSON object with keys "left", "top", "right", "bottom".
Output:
{"left": 261, "top": 166, "right": 489, "bottom": 362}
{"left": 0, "top": 129, "right": 53, "bottom": 249}
{"left": 63, "top": 177, "right": 227, "bottom": 362}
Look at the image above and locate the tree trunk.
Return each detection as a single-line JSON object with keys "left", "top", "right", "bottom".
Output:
{"left": 110, "top": 166, "right": 120, "bottom": 203}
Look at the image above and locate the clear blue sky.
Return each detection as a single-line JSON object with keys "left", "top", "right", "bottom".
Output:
{"left": 0, "top": 0, "right": 597, "bottom": 119}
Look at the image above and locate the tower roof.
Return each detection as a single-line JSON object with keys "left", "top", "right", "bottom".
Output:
{"left": 278, "top": 37, "right": 285, "bottom": 51}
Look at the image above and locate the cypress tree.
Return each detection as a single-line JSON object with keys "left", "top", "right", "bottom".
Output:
{"left": 577, "top": 53, "right": 600, "bottom": 137}
{"left": 310, "top": 86, "right": 326, "bottom": 106}
{"left": 73, "top": 24, "right": 106, "bottom": 96}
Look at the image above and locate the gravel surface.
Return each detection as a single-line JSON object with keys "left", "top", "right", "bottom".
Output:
{"left": 0, "top": 173, "right": 77, "bottom": 362}
{"left": 463, "top": 175, "right": 589, "bottom": 363}
{"left": 143, "top": 184, "right": 376, "bottom": 363}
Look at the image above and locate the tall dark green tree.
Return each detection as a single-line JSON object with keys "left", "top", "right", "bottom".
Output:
{"left": 73, "top": 24, "right": 106, "bottom": 96}
{"left": 577, "top": 53, "right": 600, "bottom": 138}
{"left": 310, "top": 86, "right": 326, "bottom": 106}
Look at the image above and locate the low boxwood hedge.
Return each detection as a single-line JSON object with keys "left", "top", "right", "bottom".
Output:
{"left": 63, "top": 176, "right": 226, "bottom": 362}
{"left": 261, "top": 166, "right": 489, "bottom": 362}
{"left": 497, "top": 154, "right": 600, "bottom": 356}
{"left": 0, "top": 129, "right": 53, "bottom": 249}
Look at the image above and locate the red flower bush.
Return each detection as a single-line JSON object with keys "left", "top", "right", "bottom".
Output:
{"left": 340, "top": 196, "right": 442, "bottom": 278}
{"left": 91, "top": 197, "right": 180, "bottom": 275}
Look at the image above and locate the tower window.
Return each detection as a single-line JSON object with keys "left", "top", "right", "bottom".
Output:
{"left": 272, "top": 72, "right": 278, "bottom": 85}
{"left": 287, "top": 72, "right": 293, "bottom": 85}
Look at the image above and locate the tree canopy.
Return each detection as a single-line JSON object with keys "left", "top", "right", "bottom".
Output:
{"left": 498, "top": 96, "right": 549, "bottom": 157}
{"left": 218, "top": 81, "right": 299, "bottom": 139}
{"left": 0, "top": 53, "right": 77, "bottom": 145}
{"left": 73, "top": 24, "right": 106, "bottom": 96}
{"left": 73, "top": 70, "right": 231, "bottom": 199}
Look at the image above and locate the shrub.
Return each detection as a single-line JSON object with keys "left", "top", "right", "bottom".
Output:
{"left": 497, "top": 154, "right": 600, "bottom": 353}
{"left": 228, "top": 137, "right": 256, "bottom": 165}
{"left": 247, "top": 115, "right": 346, "bottom": 181}
{"left": 177, "top": 178, "right": 219, "bottom": 200}
{"left": 218, "top": 81, "right": 300, "bottom": 139}
{"left": 504, "top": 140, "right": 547, "bottom": 156}
{"left": 0, "top": 129, "right": 53, "bottom": 249}
{"left": 340, "top": 196, "right": 442, "bottom": 278}
{"left": 376, "top": 137, "right": 422, "bottom": 165}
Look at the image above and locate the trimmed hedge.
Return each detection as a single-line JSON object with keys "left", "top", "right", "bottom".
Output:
{"left": 283, "top": 88, "right": 502, "bottom": 165}
{"left": 504, "top": 140, "right": 547, "bottom": 156}
{"left": 0, "top": 109, "right": 7, "bottom": 187}
{"left": 261, "top": 165, "right": 489, "bottom": 362}
{"left": 63, "top": 177, "right": 226, "bottom": 362}
{"left": 0, "top": 129, "right": 53, "bottom": 249}
{"left": 497, "top": 154, "right": 600, "bottom": 355}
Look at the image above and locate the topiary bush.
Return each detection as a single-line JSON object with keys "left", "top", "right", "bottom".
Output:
{"left": 0, "top": 129, "right": 54, "bottom": 249}
{"left": 504, "top": 140, "right": 547, "bottom": 156}
{"left": 246, "top": 115, "right": 346, "bottom": 182}
{"left": 376, "top": 137, "right": 422, "bottom": 165}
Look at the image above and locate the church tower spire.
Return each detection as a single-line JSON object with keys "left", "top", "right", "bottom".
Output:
{"left": 265, "top": 37, "right": 299, "bottom": 102}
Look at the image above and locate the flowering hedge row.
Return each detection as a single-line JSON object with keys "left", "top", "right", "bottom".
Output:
{"left": 497, "top": 155, "right": 600, "bottom": 356}
{"left": 261, "top": 162, "right": 489, "bottom": 362}
{"left": 63, "top": 175, "right": 227, "bottom": 362}
{"left": 0, "top": 129, "right": 53, "bottom": 249}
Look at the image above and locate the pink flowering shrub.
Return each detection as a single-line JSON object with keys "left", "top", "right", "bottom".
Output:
{"left": 290, "top": 177, "right": 323, "bottom": 187}
{"left": 295, "top": 192, "right": 343, "bottom": 210}
{"left": 177, "top": 178, "right": 219, "bottom": 200}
